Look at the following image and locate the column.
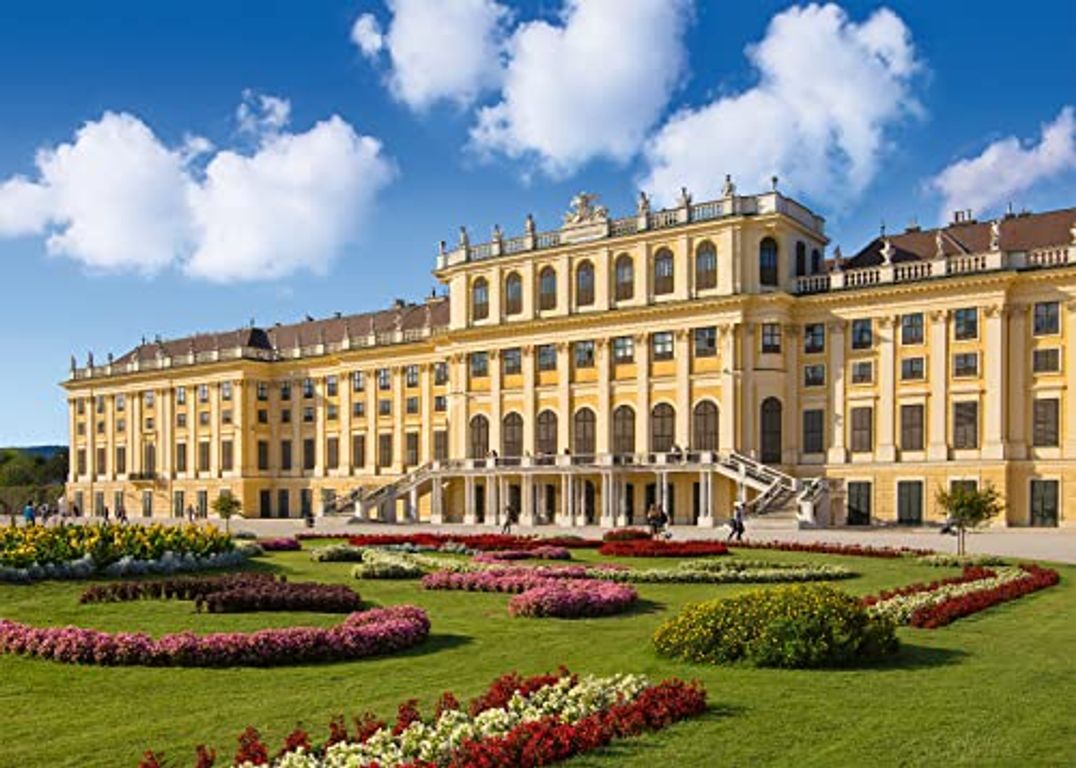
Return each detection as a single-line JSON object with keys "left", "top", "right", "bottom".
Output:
{"left": 392, "top": 366, "right": 404, "bottom": 473}
{"left": 408, "top": 486, "right": 418, "bottom": 523}
{"left": 826, "top": 321, "right": 847, "bottom": 464}
{"left": 314, "top": 378, "right": 326, "bottom": 476}
{"left": 420, "top": 363, "right": 433, "bottom": 463}
{"left": 231, "top": 382, "right": 242, "bottom": 477}
{"left": 67, "top": 400, "right": 77, "bottom": 484}
{"left": 1009, "top": 306, "right": 1028, "bottom": 459}
{"left": 490, "top": 350, "right": 502, "bottom": 455}
{"left": 675, "top": 329, "right": 690, "bottom": 447}
{"left": 600, "top": 472, "right": 614, "bottom": 527}
{"left": 1065, "top": 302, "right": 1076, "bottom": 458}
{"left": 430, "top": 478, "right": 444, "bottom": 524}
{"left": 558, "top": 473, "right": 573, "bottom": 526}
{"left": 520, "top": 474, "right": 535, "bottom": 526}
{"left": 340, "top": 373, "right": 353, "bottom": 471}
{"left": 782, "top": 324, "right": 799, "bottom": 465}
{"left": 660, "top": 472, "right": 670, "bottom": 520}
{"left": 556, "top": 342, "right": 570, "bottom": 451}
{"left": 596, "top": 339, "right": 610, "bottom": 456}
{"left": 876, "top": 316, "right": 897, "bottom": 462}
{"left": 210, "top": 383, "right": 221, "bottom": 477}
{"left": 741, "top": 323, "right": 756, "bottom": 456}
{"left": 463, "top": 475, "right": 476, "bottom": 524}
{"left": 927, "top": 310, "right": 949, "bottom": 461}
{"left": 982, "top": 305, "right": 1007, "bottom": 459}
{"left": 488, "top": 476, "right": 499, "bottom": 527}
{"left": 365, "top": 373, "right": 377, "bottom": 473}
{"left": 522, "top": 346, "right": 536, "bottom": 453}
{"left": 450, "top": 354, "right": 468, "bottom": 460}
{"left": 718, "top": 325, "right": 736, "bottom": 452}
{"left": 635, "top": 333, "right": 650, "bottom": 454}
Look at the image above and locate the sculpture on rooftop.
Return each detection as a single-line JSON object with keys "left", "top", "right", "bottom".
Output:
{"left": 563, "top": 192, "right": 607, "bottom": 226}
{"left": 990, "top": 219, "right": 1001, "bottom": 251}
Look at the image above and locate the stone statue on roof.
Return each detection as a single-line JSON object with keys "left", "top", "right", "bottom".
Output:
{"left": 637, "top": 191, "right": 650, "bottom": 216}
{"left": 525, "top": 213, "right": 536, "bottom": 235}
{"left": 721, "top": 174, "right": 736, "bottom": 198}
{"left": 563, "top": 192, "right": 607, "bottom": 226}
{"left": 990, "top": 219, "right": 1001, "bottom": 251}
{"left": 935, "top": 230, "right": 946, "bottom": 258}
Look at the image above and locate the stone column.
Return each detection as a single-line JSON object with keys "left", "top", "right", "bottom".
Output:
{"left": 420, "top": 363, "right": 432, "bottom": 463}
{"left": 488, "top": 475, "right": 499, "bottom": 527}
{"left": 782, "top": 324, "right": 799, "bottom": 464}
{"left": 826, "top": 320, "right": 848, "bottom": 464}
{"left": 450, "top": 353, "right": 468, "bottom": 460}
{"left": 927, "top": 310, "right": 949, "bottom": 461}
{"left": 430, "top": 478, "right": 444, "bottom": 524}
{"left": 600, "top": 472, "right": 614, "bottom": 527}
{"left": 675, "top": 329, "right": 691, "bottom": 447}
{"left": 365, "top": 374, "right": 377, "bottom": 473}
{"left": 719, "top": 325, "right": 736, "bottom": 452}
{"left": 982, "top": 305, "right": 1007, "bottom": 459}
{"left": 1009, "top": 306, "right": 1028, "bottom": 459}
{"left": 741, "top": 323, "right": 756, "bottom": 457}
{"left": 490, "top": 350, "right": 502, "bottom": 456}
{"left": 596, "top": 339, "right": 610, "bottom": 455}
{"left": 522, "top": 345, "right": 536, "bottom": 453}
{"left": 635, "top": 333, "right": 650, "bottom": 454}
{"left": 876, "top": 316, "right": 897, "bottom": 462}
{"left": 520, "top": 474, "right": 535, "bottom": 526}
{"left": 392, "top": 366, "right": 404, "bottom": 473}
{"left": 341, "top": 373, "right": 353, "bottom": 471}
{"left": 210, "top": 383, "right": 221, "bottom": 477}
{"left": 314, "top": 378, "right": 326, "bottom": 476}
{"left": 556, "top": 342, "right": 570, "bottom": 451}
{"left": 463, "top": 475, "right": 476, "bottom": 524}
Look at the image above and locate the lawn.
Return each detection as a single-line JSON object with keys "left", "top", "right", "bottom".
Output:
{"left": 1, "top": 542, "right": 1073, "bottom": 768}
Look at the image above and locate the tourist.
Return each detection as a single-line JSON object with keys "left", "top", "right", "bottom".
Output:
{"left": 23, "top": 500, "right": 35, "bottom": 526}
{"left": 186, "top": 504, "right": 195, "bottom": 523}
{"left": 116, "top": 503, "right": 128, "bottom": 525}
{"left": 646, "top": 504, "right": 661, "bottom": 538}
{"left": 501, "top": 504, "right": 514, "bottom": 535}
{"left": 728, "top": 502, "right": 745, "bottom": 542}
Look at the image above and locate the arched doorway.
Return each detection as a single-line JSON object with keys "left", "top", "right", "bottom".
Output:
{"left": 760, "top": 397, "right": 782, "bottom": 463}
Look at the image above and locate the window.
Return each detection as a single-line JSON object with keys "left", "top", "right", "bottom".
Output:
{"left": 851, "top": 407, "right": 873, "bottom": 453}
{"left": 795, "top": 241, "right": 807, "bottom": 277}
{"left": 811, "top": 248, "right": 822, "bottom": 274}
{"left": 76, "top": 397, "right": 85, "bottom": 415}
{"left": 692, "top": 401, "right": 718, "bottom": 451}
{"left": 1033, "top": 301, "right": 1060, "bottom": 335}
{"left": 378, "top": 399, "right": 391, "bottom": 416}
{"left": 901, "top": 313, "right": 924, "bottom": 345}
{"left": 760, "top": 398, "right": 782, "bottom": 463}
{"left": 759, "top": 237, "right": 778, "bottom": 287}
{"left": 281, "top": 408, "right": 292, "bottom": 423}
{"left": 257, "top": 409, "right": 268, "bottom": 424}
{"left": 377, "top": 368, "right": 391, "bottom": 390}
{"left": 434, "top": 395, "right": 447, "bottom": 412}
{"left": 406, "top": 396, "right": 419, "bottom": 415}
{"left": 378, "top": 434, "right": 393, "bottom": 468}
{"left": 352, "top": 371, "right": 365, "bottom": 392}
{"left": 851, "top": 361, "right": 873, "bottom": 384}
{"left": 537, "top": 344, "right": 557, "bottom": 371}
{"left": 851, "top": 319, "right": 873, "bottom": 349}
{"left": 352, "top": 434, "right": 366, "bottom": 466}
{"left": 302, "top": 378, "right": 315, "bottom": 398}
{"left": 472, "top": 277, "right": 489, "bottom": 321}
{"left": 405, "top": 365, "right": 419, "bottom": 387}
{"left": 116, "top": 418, "right": 126, "bottom": 433}
{"left": 802, "top": 409, "right": 824, "bottom": 454}
{"left": 141, "top": 491, "right": 153, "bottom": 518}
{"left": 576, "top": 261, "right": 595, "bottom": 306}
{"left": 353, "top": 401, "right": 365, "bottom": 417}
{"left": 145, "top": 417, "right": 155, "bottom": 431}
{"left": 695, "top": 242, "right": 717, "bottom": 290}
{"left": 652, "top": 332, "right": 673, "bottom": 361}
{"left": 1033, "top": 348, "right": 1060, "bottom": 373}
{"left": 804, "top": 364, "right": 825, "bottom": 387}
{"left": 197, "top": 384, "right": 209, "bottom": 403}
{"left": 221, "top": 440, "right": 233, "bottom": 472}
{"left": 573, "top": 409, "right": 596, "bottom": 456}
{"left": 302, "top": 438, "right": 315, "bottom": 470}
{"left": 953, "top": 352, "right": 978, "bottom": 377}
{"left": 175, "top": 443, "right": 187, "bottom": 473}
{"left": 144, "top": 391, "right": 155, "bottom": 408}
{"left": 1030, "top": 480, "right": 1059, "bottom": 527}
{"left": 280, "top": 382, "right": 291, "bottom": 401}
{"left": 302, "top": 406, "right": 314, "bottom": 423}
{"left": 95, "top": 447, "right": 106, "bottom": 476}
{"left": 197, "top": 441, "right": 210, "bottom": 472}
{"left": 901, "top": 357, "right": 925, "bottom": 380}
{"left": 761, "top": 323, "right": 781, "bottom": 354}
{"left": 257, "top": 382, "right": 268, "bottom": 401}
{"left": 470, "top": 352, "right": 489, "bottom": 378}
{"left": 538, "top": 266, "right": 557, "bottom": 310}
{"left": 502, "top": 413, "right": 523, "bottom": 457}
{"left": 1033, "top": 398, "right": 1060, "bottom": 447}
{"left": 614, "top": 254, "right": 634, "bottom": 300}
{"left": 221, "top": 382, "right": 233, "bottom": 401}
{"left": 502, "top": 348, "right": 522, "bottom": 375}
{"left": 326, "top": 437, "right": 339, "bottom": 470}
{"left": 650, "top": 403, "right": 675, "bottom": 453}
{"left": 144, "top": 443, "right": 158, "bottom": 476}
{"left": 951, "top": 479, "right": 977, "bottom": 495}
{"left": 900, "top": 404, "right": 924, "bottom": 450}
{"left": 694, "top": 327, "right": 717, "bottom": 357}
{"left": 804, "top": 323, "right": 825, "bottom": 354}
{"left": 116, "top": 394, "right": 126, "bottom": 411}
{"left": 176, "top": 413, "right": 187, "bottom": 428}
{"left": 897, "top": 481, "right": 923, "bottom": 525}
{"left": 280, "top": 440, "right": 292, "bottom": 471}
{"left": 574, "top": 341, "right": 595, "bottom": 368}
{"left": 505, "top": 272, "right": 523, "bottom": 315}
{"left": 326, "top": 375, "right": 338, "bottom": 396}
{"left": 257, "top": 441, "right": 269, "bottom": 471}
{"left": 613, "top": 406, "right": 635, "bottom": 455}
{"left": 536, "top": 410, "right": 558, "bottom": 455}
{"left": 221, "top": 409, "right": 233, "bottom": 425}
{"left": 653, "top": 248, "right": 674, "bottom": 295}
{"left": 954, "top": 308, "right": 978, "bottom": 340}
{"left": 847, "top": 481, "right": 872, "bottom": 525}
{"left": 96, "top": 395, "right": 105, "bottom": 414}
{"left": 613, "top": 336, "right": 634, "bottom": 363}
{"left": 199, "top": 411, "right": 210, "bottom": 426}
{"left": 433, "top": 430, "right": 448, "bottom": 461}
{"left": 953, "top": 402, "right": 978, "bottom": 449}
{"left": 97, "top": 420, "right": 105, "bottom": 434}
{"left": 405, "top": 432, "right": 419, "bottom": 467}
{"left": 434, "top": 362, "right": 449, "bottom": 385}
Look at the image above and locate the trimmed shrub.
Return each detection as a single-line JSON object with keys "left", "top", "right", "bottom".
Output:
{"left": 602, "top": 528, "right": 652, "bottom": 542}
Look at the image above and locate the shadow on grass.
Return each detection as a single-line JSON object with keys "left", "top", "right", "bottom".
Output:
{"left": 569, "top": 703, "right": 741, "bottom": 763}
{"left": 875, "top": 642, "right": 968, "bottom": 670}
{"left": 396, "top": 632, "right": 474, "bottom": 658}
{"left": 620, "top": 597, "right": 665, "bottom": 617}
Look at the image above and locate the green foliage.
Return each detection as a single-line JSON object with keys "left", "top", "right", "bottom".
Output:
{"left": 935, "top": 483, "right": 1004, "bottom": 554}
{"left": 211, "top": 494, "right": 242, "bottom": 533}
{"left": 0, "top": 449, "right": 68, "bottom": 488}
{"left": 653, "top": 583, "right": 898, "bottom": 668}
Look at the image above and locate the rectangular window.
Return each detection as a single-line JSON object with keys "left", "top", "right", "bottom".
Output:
{"left": 302, "top": 406, "right": 315, "bottom": 423}
{"left": 537, "top": 344, "right": 557, "bottom": 371}
{"left": 144, "top": 391, "right": 155, "bottom": 408}
{"left": 95, "top": 395, "right": 105, "bottom": 414}
{"left": 1033, "top": 301, "right": 1060, "bottom": 336}
{"left": 378, "top": 368, "right": 391, "bottom": 390}
{"left": 378, "top": 433, "right": 393, "bottom": 468}
{"left": 694, "top": 327, "right": 717, "bottom": 357}
{"left": 326, "top": 404, "right": 339, "bottom": 421}
{"left": 612, "top": 336, "right": 634, "bottom": 363}
{"left": 257, "top": 440, "right": 269, "bottom": 471}
{"left": 257, "top": 382, "right": 268, "bottom": 401}
{"left": 175, "top": 443, "right": 187, "bottom": 473}
{"left": 761, "top": 323, "right": 781, "bottom": 354}
{"left": 198, "top": 384, "right": 209, "bottom": 403}
{"left": 851, "top": 407, "right": 873, "bottom": 453}
{"left": 1030, "top": 479, "right": 1059, "bottom": 527}
{"left": 897, "top": 481, "right": 923, "bottom": 525}
{"left": 115, "top": 394, "right": 126, "bottom": 411}
{"left": 77, "top": 397, "right": 86, "bottom": 415}
{"left": 954, "top": 308, "right": 978, "bottom": 340}
{"left": 221, "top": 382, "right": 233, "bottom": 401}
{"left": 115, "top": 446, "right": 126, "bottom": 474}
{"left": 221, "top": 440, "right": 234, "bottom": 472}
{"left": 804, "top": 364, "right": 825, "bottom": 387}
{"left": 502, "top": 348, "right": 522, "bottom": 375}
{"left": 434, "top": 395, "right": 446, "bottom": 412}
{"left": 176, "top": 387, "right": 188, "bottom": 405}
{"left": 281, "top": 408, "right": 292, "bottom": 423}
{"left": 176, "top": 413, "right": 187, "bottom": 428}
{"left": 804, "top": 323, "right": 825, "bottom": 354}
{"left": 901, "top": 313, "right": 924, "bottom": 345}
{"left": 197, "top": 441, "right": 210, "bottom": 472}
{"left": 199, "top": 411, "right": 210, "bottom": 426}
{"left": 95, "top": 447, "right": 106, "bottom": 476}
{"left": 302, "top": 378, "right": 315, "bottom": 398}
{"left": 851, "top": 318, "right": 873, "bottom": 349}
{"left": 953, "top": 352, "right": 979, "bottom": 377}
{"left": 378, "top": 399, "right": 391, "bottom": 416}
{"left": 257, "top": 409, "right": 268, "bottom": 424}
{"left": 953, "top": 401, "right": 979, "bottom": 449}
{"left": 406, "top": 396, "right": 419, "bottom": 414}
{"left": 434, "top": 362, "right": 449, "bottom": 385}
{"left": 352, "top": 434, "right": 366, "bottom": 466}
{"left": 901, "top": 357, "right": 925, "bottom": 381}
{"left": 573, "top": 340, "right": 595, "bottom": 368}
{"left": 1033, "top": 398, "right": 1060, "bottom": 447}
{"left": 847, "top": 481, "right": 872, "bottom": 525}
{"left": 802, "top": 409, "right": 824, "bottom": 454}
{"left": 116, "top": 418, "right": 126, "bottom": 433}
{"left": 77, "top": 449, "right": 86, "bottom": 475}
{"left": 280, "top": 440, "right": 292, "bottom": 471}
{"left": 434, "top": 430, "right": 448, "bottom": 461}
{"left": 352, "top": 371, "right": 365, "bottom": 391}
{"left": 651, "top": 332, "right": 674, "bottom": 361}
{"left": 1033, "top": 348, "right": 1060, "bottom": 373}
{"left": 405, "top": 365, "right": 419, "bottom": 387}
{"left": 900, "top": 404, "right": 924, "bottom": 451}
{"left": 142, "top": 490, "right": 153, "bottom": 518}
{"left": 221, "top": 409, "right": 233, "bottom": 425}
{"left": 405, "top": 432, "right": 419, "bottom": 467}
{"left": 326, "top": 375, "right": 338, "bottom": 397}
{"left": 353, "top": 401, "right": 365, "bottom": 417}
{"left": 470, "top": 352, "right": 489, "bottom": 378}
{"left": 851, "top": 361, "right": 873, "bottom": 384}
{"left": 280, "top": 382, "right": 291, "bottom": 401}
{"left": 327, "top": 437, "right": 339, "bottom": 469}
{"left": 302, "top": 438, "right": 315, "bottom": 470}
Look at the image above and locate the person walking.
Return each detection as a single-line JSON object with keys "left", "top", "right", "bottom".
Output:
{"left": 102, "top": 504, "right": 110, "bottom": 523}
{"left": 646, "top": 504, "right": 661, "bottom": 538}
{"left": 22, "top": 500, "right": 35, "bottom": 526}
{"left": 186, "top": 504, "right": 195, "bottom": 523}
{"left": 501, "top": 504, "right": 514, "bottom": 535}
{"left": 728, "top": 501, "right": 745, "bottom": 542}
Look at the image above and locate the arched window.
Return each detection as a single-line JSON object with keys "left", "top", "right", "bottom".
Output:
{"left": 505, "top": 272, "right": 523, "bottom": 315}
{"left": 810, "top": 248, "right": 822, "bottom": 274}
{"left": 536, "top": 410, "right": 558, "bottom": 455}
{"left": 613, "top": 405, "right": 635, "bottom": 455}
{"left": 615, "top": 254, "right": 634, "bottom": 301}
{"left": 760, "top": 237, "right": 779, "bottom": 287}
{"left": 472, "top": 277, "right": 489, "bottom": 321}
{"left": 653, "top": 248, "right": 674, "bottom": 295}
{"left": 576, "top": 261, "right": 595, "bottom": 307}
{"left": 573, "top": 408, "right": 596, "bottom": 456}
{"left": 695, "top": 242, "right": 717, "bottom": 290}
{"left": 650, "top": 403, "right": 675, "bottom": 453}
{"left": 538, "top": 266, "right": 557, "bottom": 311}
{"left": 469, "top": 415, "right": 489, "bottom": 459}
{"left": 692, "top": 401, "right": 718, "bottom": 451}
{"left": 502, "top": 412, "right": 523, "bottom": 457}
{"left": 760, "top": 397, "right": 782, "bottom": 463}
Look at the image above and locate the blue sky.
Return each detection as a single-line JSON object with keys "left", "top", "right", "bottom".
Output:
{"left": 1, "top": 0, "right": 1074, "bottom": 445}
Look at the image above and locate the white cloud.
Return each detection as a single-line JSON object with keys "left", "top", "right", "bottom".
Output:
{"left": 236, "top": 90, "right": 292, "bottom": 137}
{"left": 930, "top": 107, "right": 1076, "bottom": 221}
{"left": 471, "top": 0, "right": 690, "bottom": 176}
{"left": 641, "top": 3, "right": 921, "bottom": 205}
{"left": 354, "top": 0, "right": 510, "bottom": 111}
{"left": 0, "top": 97, "right": 395, "bottom": 281}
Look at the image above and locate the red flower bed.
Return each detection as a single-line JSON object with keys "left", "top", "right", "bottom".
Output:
{"left": 728, "top": 540, "right": 932, "bottom": 559}
{"left": 602, "top": 528, "right": 652, "bottom": 542}
{"left": 597, "top": 540, "right": 729, "bottom": 558}
{"left": 348, "top": 532, "right": 602, "bottom": 552}
{"left": 257, "top": 537, "right": 302, "bottom": 552}
{"left": 908, "top": 565, "right": 1060, "bottom": 629}
{"left": 861, "top": 567, "right": 996, "bottom": 607}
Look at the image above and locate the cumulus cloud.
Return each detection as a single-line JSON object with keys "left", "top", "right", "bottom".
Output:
{"left": 236, "top": 90, "right": 292, "bottom": 136}
{"left": 641, "top": 3, "right": 921, "bottom": 205}
{"left": 0, "top": 94, "right": 395, "bottom": 281}
{"left": 471, "top": 0, "right": 691, "bottom": 176}
{"left": 930, "top": 107, "right": 1076, "bottom": 221}
{"left": 354, "top": 0, "right": 510, "bottom": 111}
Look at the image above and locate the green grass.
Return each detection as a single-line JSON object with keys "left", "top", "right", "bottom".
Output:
{"left": 1, "top": 545, "right": 1074, "bottom": 768}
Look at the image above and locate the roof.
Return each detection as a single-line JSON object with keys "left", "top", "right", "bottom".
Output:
{"left": 113, "top": 297, "right": 450, "bottom": 365}
{"left": 843, "top": 207, "right": 1076, "bottom": 270}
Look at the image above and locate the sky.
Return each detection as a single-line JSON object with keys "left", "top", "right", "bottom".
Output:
{"left": 0, "top": 0, "right": 1074, "bottom": 445}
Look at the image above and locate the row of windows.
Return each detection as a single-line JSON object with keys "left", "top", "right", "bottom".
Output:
{"left": 254, "top": 432, "right": 447, "bottom": 472}
{"left": 847, "top": 478, "right": 1059, "bottom": 527}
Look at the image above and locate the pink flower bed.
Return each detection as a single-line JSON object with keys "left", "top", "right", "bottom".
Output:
{"left": 257, "top": 537, "right": 302, "bottom": 552}
{"left": 0, "top": 605, "right": 429, "bottom": 667}
{"left": 473, "top": 546, "right": 571, "bottom": 564}
{"left": 730, "top": 540, "right": 932, "bottom": 559}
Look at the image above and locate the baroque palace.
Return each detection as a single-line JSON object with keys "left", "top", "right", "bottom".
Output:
{"left": 64, "top": 181, "right": 1076, "bottom": 529}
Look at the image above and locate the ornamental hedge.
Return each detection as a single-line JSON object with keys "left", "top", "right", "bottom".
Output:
{"left": 654, "top": 583, "right": 898, "bottom": 668}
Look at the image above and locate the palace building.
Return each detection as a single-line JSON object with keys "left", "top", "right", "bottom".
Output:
{"left": 63, "top": 183, "right": 1076, "bottom": 529}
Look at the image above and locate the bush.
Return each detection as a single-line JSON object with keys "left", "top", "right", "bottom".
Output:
{"left": 654, "top": 583, "right": 898, "bottom": 668}
{"left": 602, "top": 528, "right": 652, "bottom": 542}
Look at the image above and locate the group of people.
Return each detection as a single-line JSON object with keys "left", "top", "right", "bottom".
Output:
{"left": 9, "top": 497, "right": 81, "bottom": 526}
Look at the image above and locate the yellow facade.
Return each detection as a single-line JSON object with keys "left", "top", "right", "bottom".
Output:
{"left": 64, "top": 189, "right": 1076, "bottom": 528}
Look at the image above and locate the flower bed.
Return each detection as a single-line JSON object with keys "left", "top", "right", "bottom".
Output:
{"left": 654, "top": 583, "right": 898, "bottom": 668}
{"left": 597, "top": 540, "right": 729, "bottom": 558}
{"left": 472, "top": 546, "right": 571, "bottom": 564}
{"left": 0, "top": 605, "right": 429, "bottom": 667}
{"left": 348, "top": 532, "right": 602, "bottom": 553}
{"left": 593, "top": 558, "right": 855, "bottom": 584}
{"left": 728, "top": 540, "right": 932, "bottom": 559}
{"left": 917, "top": 553, "right": 1007, "bottom": 568}
{"left": 256, "top": 538, "right": 301, "bottom": 552}
{"left": 0, "top": 549, "right": 250, "bottom": 585}
{"left": 907, "top": 565, "right": 1059, "bottom": 628}
{"left": 310, "top": 544, "right": 367, "bottom": 562}
{"left": 351, "top": 549, "right": 427, "bottom": 580}
{"left": 140, "top": 668, "right": 707, "bottom": 767}
{"left": 602, "top": 528, "right": 652, "bottom": 542}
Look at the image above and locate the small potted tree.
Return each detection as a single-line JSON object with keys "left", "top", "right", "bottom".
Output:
{"left": 211, "top": 493, "right": 242, "bottom": 535}
{"left": 935, "top": 483, "right": 1003, "bottom": 555}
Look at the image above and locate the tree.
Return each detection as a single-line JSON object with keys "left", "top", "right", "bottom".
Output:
{"left": 935, "top": 483, "right": 1003, "bottom": 555}
{"left": 211, "top": 493, "right": 242, "bottom": 534}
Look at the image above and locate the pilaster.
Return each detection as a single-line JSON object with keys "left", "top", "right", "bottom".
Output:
{"left": 826, "top": 320, "right": 847, "bottom": 464}
{"left": 927, "top": 310, "right": 949, "bottom": 461}
{"left": 876, "top": 316, "right": 897, "bottom": 462}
